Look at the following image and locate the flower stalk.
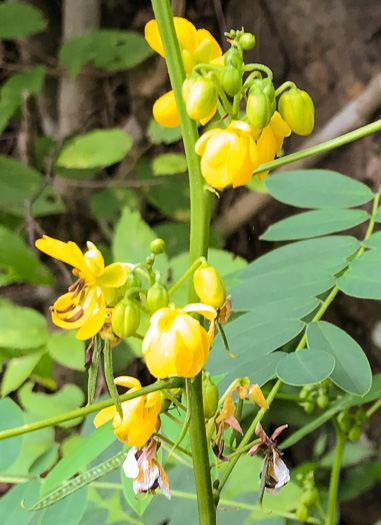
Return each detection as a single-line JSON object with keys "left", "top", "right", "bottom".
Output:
{"left": 150, "top": 1, "right": 215, "bottom": 523}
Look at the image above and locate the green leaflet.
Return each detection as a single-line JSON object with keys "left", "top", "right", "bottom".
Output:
{"left": 23, "top": 450, "right": 126, "bottom": 511}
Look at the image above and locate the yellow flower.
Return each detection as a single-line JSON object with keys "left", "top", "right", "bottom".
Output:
{"left": 195, "top": 121, "right": 260, "bottom": 189}
{"left": 144, "top": 17, "right": 222, "bottom": 128}
{"left": 256, "top": 111, "right": 291, "bottom": 180}
{"left": 94, "top": 376, "right": 162, "bottom": 448}
{"left": 35, "top": 236, "right": 128, "bottom": 340}
{"left": 142, "top": 303, "right": 216, "bottom": 379}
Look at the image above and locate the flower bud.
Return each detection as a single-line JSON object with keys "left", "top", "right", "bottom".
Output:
{"left": 194, "top": 262, "right": 226, "bottom": 309}
{"left": 125, "top": 272, "right": 141, "bottom": 291}
{"left": 348, "top": 425, "right": 362, "bottom": 442}
{"left": 337, "top": 410, "right": 351, "bottom": 434}
{"left": 150, "top": 238, "right": 166, "bottom": 255}
{"left": 278, "top": 87, "right": 314, "bottom": 135}
{"left": 202, "top": 372, "right": 219, "bottom": 419}
{"left": 246, "top": 79, "right": 275, "bottom": 129}
{"left": 316, "top": 394, "right": 329, "bottom": 409}
{"left": 301, "top": 488, "right": 318, "bottom": 506}
{"left": 221, "top": 65, "right": 242, "bottom": 97}
{"left": 146, "top": 282, "right": 169, "bottom": 313}
{"left": 183, "top": 77, "right": 218, "bottom": 121}
{"left": 224, "top": 47, "right": 242, "bottom": 69}
{"left": 111, "top": 299, "right": 140, "bottom": 338}
{"left": 239, "top": 32, "right": 256, "bottom": 50}
{"left": 296, "top": 503, "right": 310, "bottom": 522}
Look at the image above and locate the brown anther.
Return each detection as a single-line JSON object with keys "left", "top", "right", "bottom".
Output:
{"left": 64, "top": 307, "right": 84, "bottom": 322}
{"left": 55, "top": 303, "right": 76, "bottom": 314}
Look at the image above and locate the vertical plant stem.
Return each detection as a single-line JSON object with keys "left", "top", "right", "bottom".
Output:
{"left": 325, "top": 422, "right": 346, "bottom": 525}
{"left": 150, "top": 2, "right": 215, "bottom": 523}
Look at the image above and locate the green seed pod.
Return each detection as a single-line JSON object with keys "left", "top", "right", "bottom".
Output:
{"left": 183, "top": 76, "right": 218, "bottom": 121}
{"left": 246, "top": 79, "right": 275, "bottom": 129}
{"left": 220, "top": 65, "right": 242, "bottom": 97}
{"left": 146, "top": 282, "right": 170, "bottom": 313}
{"left": 296, "top": 503, "right": 310, "bottom": 522}
{"left": 278, "top": 87, "right": 315, "bottom": 135}
{"left": 202, "top": 372, "right": 219, "bottom": 419}
{"left": 239, "top": 32, "right": 256, "bottom": 50}
{"left": 301, "top": 488, "right": 318, "bottom": 507}
{"left": 150, "top": 238, "right": 166, "bottom": 255}
{"left": 194, "top": 261, "right": 226, "bottom": 309}
{"left": 111, "top": 299, "right": 140, "bottom": 338}
{"left": 348, "top": 425, "right": 362, "bottom": 442}
{"left": 316, "top": 394, "right": 329, "bottom": 409}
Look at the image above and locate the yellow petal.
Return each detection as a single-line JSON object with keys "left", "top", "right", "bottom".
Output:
{"left": 75, "top": 291, "right": 106, "bottom": 340}
{"left": 35, "top": 236, "right": 89, "bottom": 275}
{"left": 144, "top": 19, "right": 165, "bottom": 57}
{"left": 153, "top": 91, "right": 180, "bottom": 128}
{"left": 195, "top": 128, "right": 220, "bottom": 156}
{"left": 249, "top": 384, "right": 269, "bottom": 409}
{"left": 199, "top": 105, "right": 217, "bottom": 126}
{"left": 98, "top": 262, "right": 128, "bottom": 288}
{"left": 184, "top": 303, "right": 217, "bottom": 320}
{"left": 173, "top": 17, "right": 198, "bottom": 54}
{"left": 84, "top": 241, "right": 105, "bottom": 277}
{"left": 93, "top": 405, "right": 117, "bottom": 428}
{"left": 114, "top": 376, "right": 142, "bottom": 390}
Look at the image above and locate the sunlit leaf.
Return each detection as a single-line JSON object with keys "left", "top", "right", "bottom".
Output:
{"left": 152, "top": 153, "right": 187, "bottom": 175}
{"left": 56, "top": 130, "right": 132, "bottom": 169}
{"left": 0, "top": 4, "right": 46, "bottom": 39}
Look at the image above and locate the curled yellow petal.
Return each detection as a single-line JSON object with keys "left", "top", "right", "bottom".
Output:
{"left": 183, "top": 303, "right": 217, "bottom": 320}
{"left": 114, "top": 376, "right": 142, "bottom": 390}
{"left": 153, "top": 91, "right": 180, "bottom": 128}
{"left": 93, "top": 405, "right": 117, "bottom": 428}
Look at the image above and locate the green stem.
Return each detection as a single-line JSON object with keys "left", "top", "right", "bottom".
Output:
{"left": 325, "top": 421, "right": 346, "bottom": 525}
{"left": 253, "top": 119, "right": 381, "bottom": 177}
{"left": 150, "top": 1, "right": 216, "bottom": 523}
{"left": 168, "top": 257, "right": 205, "bottom": 297}
{"left": 274, "top": 81, "right": 296, "bottom": 97}
{"left": 0, "top": 378, "right": 184, "bottom": 441}
{"left": 244, "top": 63, "right": 273, "bottom": 79}
{"left": 154, "top": 432, "right": 193, "bottom": 459}
{"left": 365, "top": 398, "right": 381, "bottom": 419}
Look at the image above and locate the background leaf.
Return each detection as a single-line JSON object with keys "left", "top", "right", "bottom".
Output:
{"left": 0, "top": 156, "right": 42, "bottom": 212}
{"left": 56, "top": 130, "right": 132, "bottom": 169}
{"left": 47, "top": 332, "right": 85, "bottom": 371}
{"left": 38, "top": 487, "right": 88, "bottom": 525}
{"left": 0, "top": 227, "right": 52, "bottom": 285}
{"left": 0, "top": 4, "right": 46, "bottom": 39}
{"left": 152, "top": 153, "right": 187, "bottom": 176}
{"left": 0, "top": 305, "right": 49, "bottom": 354}
{"left": 0, "top": 480, "right": 41, "bottom": 525}
{"left": 59, "top": 30, "right": 153, "bottom": 77}
{"left": 261, "top": 209, "right": 369, "bottom": 241}
{"left": 265, "top": 169, "right": 374, "bottom": 208}
{"left": 276, "top": 349, "right": 335, "bottom": 385}
{"left": 307, "top": 321, "right": 372, "bottom": 395}
{"left": 1, "top": 350, "right": 45, "bottom": 397}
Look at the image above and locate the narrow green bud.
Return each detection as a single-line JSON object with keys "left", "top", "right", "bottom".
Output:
{"left": 202, "top": 372, "right": 219, "bottom": 419}
{"left": 348, "top": 425, "right": 362, "bottom": 442}
{"left": 111, "top": 299, "right": 140, "bottom": 338}
{"left": 221, "top": 65, "right": 242, "bottom": 96}
{"left": 194, "top": 261, "right": 226, "bottom": 309}
{"left": 246, "top": 79, "right": 275, "bottom": 129}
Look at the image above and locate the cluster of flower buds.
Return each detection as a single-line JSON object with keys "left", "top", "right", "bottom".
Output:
{"left": 144, "top": 20, "right": 315, "bottom": 190}
{"left": 299, "top": 379, "right": 330, "bottom": 413}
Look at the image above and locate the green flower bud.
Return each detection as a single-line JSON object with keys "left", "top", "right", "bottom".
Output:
{"left": 224, "top": 47, "right": 242, "bottom": 69}
{"left": 239, "top": 32, "right": 256, "bottom": 50}
{"left": 301, "top": 488, "right": 318, "bottom": 506}
{"left": 202, "top": 372, "right": 219, "bottom": 419}
{"left": 296, "top": 503, "right": 310, "bottom": 522}
{"left": 349, "top": 425, "right": 362, "bottom": 442}
{"left": 303, "top": 401, "right": 315, "bottom": 414}
{"left": 150, "top": 238, "right": 166, "bottom": 255}
{"left": 183, "top": 76, "right": 218, "bottom": 121}
{"left": 316, "top": 394, "right": 329, "bottom": 409}
{"left": 159, "top": 391, "right": 172, "bottom": 414}
{"left": 278, "top": 87, "right": 314, "bottom": 135}
{"left": 221, "top": 65, "right": 242, "bottom": 97}
{"left": 111, "top": 299, "right": 140, "bottom": 338}
{"left": 337, "top": 411, "right": 351, "bottom": 434}
{"left": 246, "top": 79, "right": 275, "bottom": 129}
{"left": 355, "top": 408, "right": 367, "bottom": 424}
{"left": 194, "top": 261, "right": 226, "bottom": 309}
{"left": 125, "top": 271, "right": 141, "bottom": 291}
{"left": 146, "top": 282, "right": 169, "bottom": 313}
